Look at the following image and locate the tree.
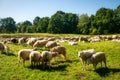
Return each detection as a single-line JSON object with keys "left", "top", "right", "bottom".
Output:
{"left": 0, "top": 17, "right": 16, "bottom": 33}
{"left": 61, "top": 13, "right": 79, "bottom": 33}
{"left": 48, "top": 11, "right": 65, "bottom": 33}
{"left": 91, "top": 8, "right": 114, "bottom": 34}
{"left": 16, "top": 20, "right": 32, "bottom": 33}
{"left": 113, "top": 5, "right": 120, "bottom": 33}
{"left": 77, "top": 14, "right": 90, "bottom": 34}
{"left": 33, "top": 16, "right": 40, "bottom": 26}
{"left": 37, "top": 17, "right": 49, "bottom": 33}
{"left": 48, "top": 11, "right": 78, "bottom": 33}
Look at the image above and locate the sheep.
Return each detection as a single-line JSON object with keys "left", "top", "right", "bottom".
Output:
{"left": 0, "top": 42, "right": 5, "bottom": 53}
{"left": 79, "top": 36, "right": 89, "bottom": 42}
{"left": 78, "top": 49, "right": 95, "bottom": 70}
{"left": 27, "top": 38, "right": 37, "bottom": 46}
{"left": 4, "top": 45, "right": 10, "bottom": 55}
{"left": 45, "top": 41, "right": 58, "bottom": 48}
{"left": 51, "top": 46, "right": 66, "bottom": 60}
{"left": 68, "top": 41, "right": 78, "bottom": 45}
{"left": 18, "top": 48, "right": 37, "bottom": 66}
{"left": 41, "top": 51, "right": 53, "bottom": 69}
{"left": 86, "top": 52, "right": 107, "bottom": 70}
{"left": 10, "top": 37, "right": 18, "bottom": 44}
{"left": 29, "top": 51, "right": 42, "bottom": 66}
{"left": 18, "top": 37, "right": 27, "bottom": 44}
{"left": 33, "top": 40, "right": 48, "bottom": 48}
{"left": 0, "top": 42, "right": 9, "bottom": 54}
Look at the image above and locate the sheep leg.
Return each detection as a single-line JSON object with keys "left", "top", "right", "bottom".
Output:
{"left": 81, "top": 60, "right": 86, "bottom": 70}
{"left": 93, "top": 63, "right": 97, "bottom": 70}
{"left": 48, "top": 61, "right": 50, "bottom": 69}
{"left": 101, "top": 62, "right": 102, "bottom": 67}
{"left": 42, "top": 60, "right": 45, "bottom": 69}
{"left": 103, "top": 59, "right": 107, "bottom": 68}
{"left": 23, "top": 60, "right": 25, "bottom": 67}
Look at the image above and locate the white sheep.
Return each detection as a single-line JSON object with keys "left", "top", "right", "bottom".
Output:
{"left": 78, "top": 49, "right": 95, "bottom": 70}
{"left": 33, "top": 40, "right": 48, "bottom": 48}
{"left": 27, "top": 38, "right": 37, "bottom": 46}
{"left": 0, "top": 42, "right": 5, "bottom": 53}
{"left": 0, "top": 42, "right": 9, "bottom": 55}
{"left": 4, "top": 45, "right": 10, "bottom": 55}
{"left": 29, "top": 51, "right": 42, "bottom": 66}
{"left": 41, "top": 51, "right": 53, "bottom": 69}
{"left": 18, "top": 48, "right": 37, "bottom": 66}
{"left": 51, "top": 46, "right": 66, "bottom": 60}
{"left": 45, "top": 41, "right": 58, "bottom": 48}
{"left": 86, "top": 52, "right": 107, "bottom": 70}
{"left": 18, "top": 37, "right": 27, "bottom": 44}
{"left": 68, "top": 41, "right": 78, "bottom": 45}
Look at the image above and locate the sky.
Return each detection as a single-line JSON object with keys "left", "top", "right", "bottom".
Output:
{"left": 0, "top": 0, "right": 120, "bottom": 23}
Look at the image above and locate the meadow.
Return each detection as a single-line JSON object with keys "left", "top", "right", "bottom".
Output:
{"left": 0, "top": 34, "right": 120, "bottom": 80}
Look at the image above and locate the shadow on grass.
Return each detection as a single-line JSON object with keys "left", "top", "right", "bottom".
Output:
{"left": 94, "top": 67, "right": 120, "bottom": 77}
{"left": 2, "top": 52, "right": 16, "bottom": 56}
{"left": 54, "top": 59, "right": 79, "bottom": 64}
{"left": 27, "top": 59, "right": 79, "bottom": 71}
{"left": 27, "top": 63, "right": 68, "bottom": 72}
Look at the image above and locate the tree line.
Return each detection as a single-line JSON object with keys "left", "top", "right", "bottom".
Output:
{"left": 0, "top": 5, "right": 120, "bottom": 34}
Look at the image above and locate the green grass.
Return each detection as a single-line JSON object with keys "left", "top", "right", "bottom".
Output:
{"left": 0, "top": 38, "right": 120, "bottom": 80}
{"left": 0, "top": 33, "right": 82, "bottom": 38}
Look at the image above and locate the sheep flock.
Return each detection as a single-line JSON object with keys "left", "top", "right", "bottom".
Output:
{"left": 0, "top": 35, "right": 120, "bottom": 70}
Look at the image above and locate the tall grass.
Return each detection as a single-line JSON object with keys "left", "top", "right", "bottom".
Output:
{"left": 0, "top": 40, "right": 120, "bottom": 80}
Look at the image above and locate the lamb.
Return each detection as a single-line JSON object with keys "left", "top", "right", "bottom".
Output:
{"left": 18, "top": 48, "right": 37, "bottom": 66}
{"left": 78, "top": 49, "right": 95, "bottom": 70}
{"left": 51, "top": 46, "right": 66, "bottom": 60}
{"left": 86, "top": 52, "right": 107, "bottom": 70}
{"left": 45, "top": 41, "right": 58, "bottom": 48}
{"left": 41, "top": 51, "right": 53, "bottom": 69}
{"left": 29, "top": 51, "right": 42, "bottom": 66}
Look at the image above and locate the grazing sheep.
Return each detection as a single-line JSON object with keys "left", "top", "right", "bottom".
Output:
{"left": 29, "top": 51, "right": 42, "bottom": 66}
{"left": 68, "top": 41, "right": 78, "bottom": 45}
{"left": 79, "top": 36, "right": 89, "bottom": 42}
{"left": 4, "top": 45, "right": 10, "bottom": 55}
{"left": 18, "top": 48, "right": 37, "bottom": 66}
{"left": 0, "top": 42, "right": 9, "bottom": 54}
{"left": 33, "top": 40, "right": 48, "bottom": 48}
{"left": 51, "top": 46, "right": 66, "bottom": 60}
{"left": 10, "top": 38, "right": 18, "bottom": 44}
{"left": 0, "top": 42, "right": 5, "bottom": 53}
{"left": 86, "top": 52, "right": 107, "bottom": 70}
{"left": 27, "top": 38, "right": 37, "bottom": 46}
{"left": 78, "top": 49, "right": 95, "bottom": 70}
{"left": 41, "top": 51, "right": 53, "bottom": 69}
{"left": 18, "top": 37, "right": 27, "bottom": 44}
{"left": 45, "top": 41, "right": 58, "bottom": 48}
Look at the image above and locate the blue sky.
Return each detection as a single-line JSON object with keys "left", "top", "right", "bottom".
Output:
{"left": 0, "top": 0, "right": 120, "bottom": 23}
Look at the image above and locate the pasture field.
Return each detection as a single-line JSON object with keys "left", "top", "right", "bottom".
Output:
{"left": 0, "top": 34, "right": 120, "bottom": 80}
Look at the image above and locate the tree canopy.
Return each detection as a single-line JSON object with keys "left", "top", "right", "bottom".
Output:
{"left": 1, "top": 5, "right": 120, "bottom": 34}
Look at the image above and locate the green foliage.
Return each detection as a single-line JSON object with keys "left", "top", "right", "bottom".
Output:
{"left": 37, "top": 17, "right": 49, "bottom": 33}
{"left": 17, "top": 20, "right": 32, "bottom": 33}
{"left": 1, "top": 5, "right": 120, "bottom": 34}
{"left": 0, "top": 17, "right": 16, "bottom": 33}
{"left": 48, "top": 11, "right": 78, "bottom": 33}
{"left": 77, "top": 14, "right": 90, "bottom": 34}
